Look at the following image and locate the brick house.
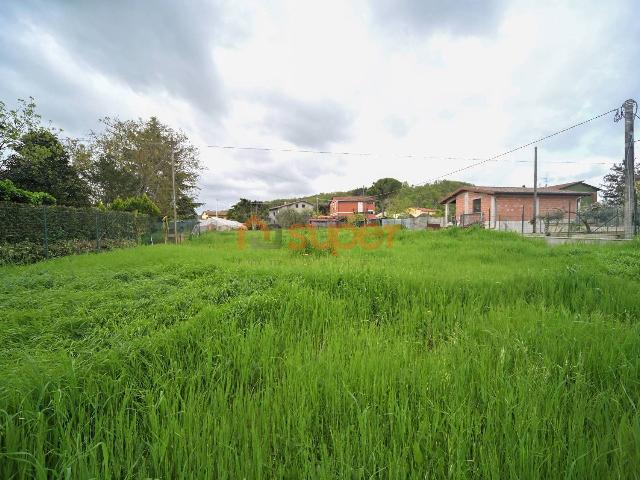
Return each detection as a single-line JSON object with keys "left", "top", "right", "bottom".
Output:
{"left": 329, "top": 196, "right": 376, "bottom": 220}
{"left": 440, "top": 181, "right": 598, "bottom": 232}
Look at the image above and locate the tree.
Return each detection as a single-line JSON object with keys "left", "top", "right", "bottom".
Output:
{"left": 386, "top": 180, "right": 470, "bottom": 215}
{"left": 227, "top": 199, "right": 268, "bottom": 223}
{"left": 110, "top": 194, "right": 161, "bottom": 216}
{"left": 2, "top": 129, "right": 90, "bottom": 206}
{"left": 601, "top": 161, "right": 640, "bottom": 206}
{"left": 367, "top": 177, "right": 402, "bottom": 214}
{"left": 0, "top": 97, "right": 44, "bottom": 171}
{"left": 85, "top": 117, "right": 202, "bottom": 217}
{"left": 275, "top": 209, "right": 312, "bottom": 228}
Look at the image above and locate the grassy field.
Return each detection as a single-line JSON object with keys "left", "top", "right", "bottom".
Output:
{"left": 1, "top": 228, "right": 640, "bottom": 479}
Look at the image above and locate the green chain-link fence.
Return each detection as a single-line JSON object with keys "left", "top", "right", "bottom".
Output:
{"left": 0, "top": 201, "right": 168, "bottom": 265}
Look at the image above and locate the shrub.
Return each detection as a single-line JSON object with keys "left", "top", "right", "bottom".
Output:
{"left": 0, "top": 238, "right": 137, "bottom": 265}
{"left": 110, "top": 194, "right": 161, "bottom": 216}
{"left": 0, "top": 179, "right": 56, "bottom": 205}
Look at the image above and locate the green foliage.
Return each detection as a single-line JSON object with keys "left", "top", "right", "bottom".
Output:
{"left": 1, "top": 231, "right": 640, "bottom": 477}
{"left": 2, "top": 129, "right": 90, "bottom": 206}
{"left": 0, "top": 238, "right": 136, "bottom": 265}
{"left": 227, "top": 198, "right": 268, "bottom": 223}
{"left": 274, "top": 208, "right": 312, "bottom": 227}
{"left": 0, "top": 201, "right": 156, "bottom": 260}
{"left": 110, "top": 194, "right": 161, "bottom": 216}
{"left": 0, "top": 179, "right": 56, "bottom": 205}
{"left": 84, "top": 116, "right": 202, "bottom": 216}
{"left": 0, "top": 97, "right": 44, "bottom": 170}
{"left": 267, "top": 178, "right": 470, "bottom": 218}
{"left": 386, "top": 179, "right": 470, "bottom": 214}
{"left": 601, "top": 160, "right": 640, "bottom": 206}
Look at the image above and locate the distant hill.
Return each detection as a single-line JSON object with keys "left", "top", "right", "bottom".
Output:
{"left": 265, "top": 179, "right": 471, "bottom": 215}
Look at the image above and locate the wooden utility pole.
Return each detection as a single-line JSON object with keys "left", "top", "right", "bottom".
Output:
{"left": 623, "top": 99, "right": 636, "bottom": 239}
{"left": 171, "top": 146, "right": 178, "bottom": 243}
{"left": 532, "top": 146, "right": 538, "bottom": 233}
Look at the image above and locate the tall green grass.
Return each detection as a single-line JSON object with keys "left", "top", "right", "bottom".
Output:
{"left": 1, "top": 229, "right": 639, "bottom": 478}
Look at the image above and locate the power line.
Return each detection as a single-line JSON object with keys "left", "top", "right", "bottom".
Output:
{"left": 361, "top": 107, "right": 620, "bottom": 200}
{"left": 207, "top": 144, "right": 484, "bottom": 162}
{"left": 425, "top": 107, "right": 618, "bottom": 183}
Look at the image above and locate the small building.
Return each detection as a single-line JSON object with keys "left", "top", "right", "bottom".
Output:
{"left": 201, "top": 209, "right": 228, "bottom": 220}
{"left": 268, "top": 200, "right": 314, "bottom": 224}
{"left": 406, "top": 207, "right": 439, "bottom": 218}
{"left": 440, "top": 181, "right": 599, "bottom": 232}
{"left": 329, "top": 196, "right": 376, "bottom": 217}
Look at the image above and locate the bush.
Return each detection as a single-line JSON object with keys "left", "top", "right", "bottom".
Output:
{"left": 110, "top": 194, "right": 161, "bottom": 216}
{"left": 275, "top": 208, "right": 312, "bottom": 228}
{"left": 0, "top": 179, "right": 56, "bottom": 205}
{"left": 0, "top": 238, "right": 137, "bottom": 265}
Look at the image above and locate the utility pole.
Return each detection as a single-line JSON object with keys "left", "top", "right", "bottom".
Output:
{"left": 623, "top": 99, "right": 636, "bottom": 239}
{"left": 533, "top": 146, "right": 538, "bottom": 233}
{"left": 215, "top": 199, "right": 218, "bottom": 218}
{"left": 316, "top": 196, "right": 319, "bottom": 215}
{"left": 362, "top": 185, "right": 367, "bottom": 226}
{"left": 171, "top": 145, "right": 178, "bottom": 244}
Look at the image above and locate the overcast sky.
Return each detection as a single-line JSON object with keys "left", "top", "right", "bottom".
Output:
{"left": 1, "top": 0, "right": 638, "bottom": 210}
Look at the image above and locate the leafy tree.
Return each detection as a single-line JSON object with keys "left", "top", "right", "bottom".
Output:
{"left": 600, "top": 161, "right": 640, "bottom": 206}
{"left": 176, "top": 193, "right": 202, "bottom": 218}
{"left": 0, "top": 97, "right": 44, "bottom": 171}
{"left": 110, "top": 194, "right": 161, "bottom": 216}
{"left": 2, "top": 129, "right": 90, "bottom": 206}
{"left": 386, "top": 180, "right": 471, "bottom": 215}
{"left": 85, "top": 116, "right": 202, "bottom": 217}
{"left": 368, "top": 177, "right": 402, "bottom": 198}
{"left": 367, "top": 177, "right": 402, "bottom": 214}
{"left": 0, "top": 179, "right": 56, "bottom": 205}
{"left": 227, "top": 198, "right": 268, "bottom": 223}
{"left": 275, "top": 209, "right": 312, "bottom": 228}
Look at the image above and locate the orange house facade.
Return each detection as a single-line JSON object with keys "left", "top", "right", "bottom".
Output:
{"left": 330, "top": 196, "right": 376, "bottom": 219}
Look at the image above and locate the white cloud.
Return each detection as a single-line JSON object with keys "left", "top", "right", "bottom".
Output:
{"left": 1, "top": 0, "right": 637, "bottom": 210}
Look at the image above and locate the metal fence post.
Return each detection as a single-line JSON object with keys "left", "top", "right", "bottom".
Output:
{"left": 96, "top": 212, "right": 100, "bottom": 251}
{"left": 43, "top": 205, "right": 49, "bottom": 259}
{"left": 521, "top": 205, "right": 525, "bottom": 234}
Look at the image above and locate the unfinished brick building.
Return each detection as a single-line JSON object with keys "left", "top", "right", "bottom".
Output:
{"left": 440, "top": 181, "right": 599, "bottom": 233}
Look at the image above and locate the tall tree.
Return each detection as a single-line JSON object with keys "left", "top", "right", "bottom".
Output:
{"left": 368, "top": 177, "right": 402, "bottom": 214}
{"left": 3, "top": 129, "right": 90, "bottom": 206}
{"left": 0, "top": 97, "right": 48, "bottom": 171}
{"left": 601, "top": 161, "right": 640, "bottom": 206}
{"left": 87, "top": 117, "right": 202, "bottom": 217}
{"left": 227, "top": 199, "right": 268, "bottom": 223}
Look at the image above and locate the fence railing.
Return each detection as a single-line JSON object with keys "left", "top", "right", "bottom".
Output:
{"left": 484, "top": 206, "right": 631, "bottom": 236}
{"left": 381, "top": 216, "right": 444, "bottom": 230}
{"left": 460, "top": 212, "right": 483, "bottom": 227}
{"left": 0, "top": 201, "right": 197, "bottom": 264}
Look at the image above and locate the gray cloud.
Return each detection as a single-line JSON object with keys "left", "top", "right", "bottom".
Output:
{"left": 369, "top": 0, "right": 506, "bottom": 36}
{"left": 198, "top": 151, "right": 338, "bottom": 208}
{"left": 261, "top": 94, "right": 353, "bottom": 149}
{"left": 0, "top": 0, "right": 236, "bottom": 130}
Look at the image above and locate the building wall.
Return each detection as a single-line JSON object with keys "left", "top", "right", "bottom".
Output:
{"left": 330, "top": 200, "right": 376, "bottom": 216}
{"left": 269, "top": 202, "right": 313, "bottom": 223}
{"left": 493, "top": 195, "right": 581, "bottom": 223}
{"left": 453, "top": 192, "right": 492, "bottom": 223}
